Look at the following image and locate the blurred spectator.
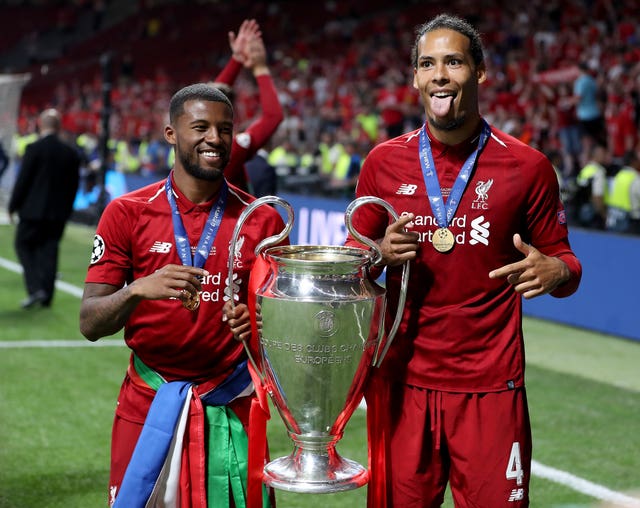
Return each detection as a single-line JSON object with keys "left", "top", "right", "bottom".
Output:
{"left": 7, "top": 0, "right": 640, "bottom": 213}
{"left": 575, "top": 144, "right": 610, "bottom": 230}
{"left": 120, "top": 53, "right": 135, "bottom": 85}
{"left": 554, "top": 83, "right": 582, "bottom": 177}
{"left": 145, "top": 16, "right": 162, "bottom": 38}
{"left": 573, "top": 62, "right": 607, "bottom": 163}
{"left": 268, "top": 138, "right": 299, "bottom": 179}
{"left": 353, "top": 96, "right": 381, "bottom": 145}
{"left": 111, "top": 137, "right": 140, "bottom": 174}
{"left": 315, "top": 130, "right": 340, "bottom": 181}
{"left": 546, "top": 149, "right": 572, "bottom": 208}
{"left": 210, "top": 19, "right": 284, "bottom": 193}
{"left": 376, "top": 71, "right": 412, "bottom": 140}
{"left": 13, "top": 128, "right": 38, "bottom": 163}
{"left": 92, "top": 0, "right": 106, "bottom": 31}
{"left": 0, "top": 142, "right": 8, "bottom": 182}
{"left": 606, "top": 149, "right": 640, "bottom": 235}
{"left": 71, "top": 170, "right": 102, "bottom": 225}
{"left": 245, "top": 148, "right": 276, "bottom": 197}
{"left": 137, "top": 128, "right": 170, "bottom": 177}
{"left": 325, "top": 139, "right": 362, "bottom": 199}
{"left": 7, "top": 109, "right": 80, "bottom": 308}
{"left": 605, "top": 91, "right": 637, "bottom": 169}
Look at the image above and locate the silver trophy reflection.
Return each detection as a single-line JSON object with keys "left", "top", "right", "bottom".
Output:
{"left": 228, "top": 195, "right": 408, "bottom": 493}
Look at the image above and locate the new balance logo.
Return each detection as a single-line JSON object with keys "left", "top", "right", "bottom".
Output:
{"left": 469, "top": 215, "right": 490, "bottom": 246}
{"left": 508, "top": 488, "right": 524, "bottom": 502}
{"left": 396, "top": 183, "right": 418, "bottom": 195}
{"left": 149, "top": 241, "right": 172, "bottom": 253}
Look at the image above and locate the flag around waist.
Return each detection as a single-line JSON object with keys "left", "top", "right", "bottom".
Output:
{"left": 113, "top": 354, "right": 261, "bottom": 508}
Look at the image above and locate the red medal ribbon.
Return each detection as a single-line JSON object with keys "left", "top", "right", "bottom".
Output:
{"left": 246, "top": 253, "right": 273, "bottom": 507}
{"left": 365, "top": 372, "right": 391, "bottom": 508}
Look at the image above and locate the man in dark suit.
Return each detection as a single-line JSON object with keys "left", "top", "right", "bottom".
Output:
{"left": 8, "top": 109, "right": 81, "bottom": 308}
{"left": 245, "top": 148, "right": 277, "bottom": 197}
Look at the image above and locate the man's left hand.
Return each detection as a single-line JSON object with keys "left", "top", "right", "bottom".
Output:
{"left": 489, "top": 233, "right": 570, "bottom": 299}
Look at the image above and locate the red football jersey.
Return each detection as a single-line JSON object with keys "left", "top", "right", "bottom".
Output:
{"left": 85, "top": 177, "right": 286, "bottom": 381}
{"left": 348, "top": 123, "right": 581, "bottom": 392}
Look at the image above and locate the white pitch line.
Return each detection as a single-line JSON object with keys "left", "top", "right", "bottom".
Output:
{"left": 0, "top": 256, "right": 84, "bottom": 298}
{"left": 0, "top": 256, "right": 22, "bottom": 273}
{"left": 1, "top": 257, "right": 639, "bottom": 506}
{"left": 0, "top": 338, "right": 124, "bottom": 348}
{"left": 532, "top": 460, "right": 640, "bottom": 507}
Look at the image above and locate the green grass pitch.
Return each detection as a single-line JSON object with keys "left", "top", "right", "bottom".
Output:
{"left": 0, "top": 222, "right": 639, "bottom": 507}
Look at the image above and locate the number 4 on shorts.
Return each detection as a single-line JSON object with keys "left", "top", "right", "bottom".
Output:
{"left": 506, "top": 442, "right": 524, "bottom": 486}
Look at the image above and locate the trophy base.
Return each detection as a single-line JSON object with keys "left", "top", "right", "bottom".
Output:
{"left": 263, "top": 450, "right": 369, "bottom": 494}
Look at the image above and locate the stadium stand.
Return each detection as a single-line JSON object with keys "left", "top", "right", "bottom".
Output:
{"left": 1, "top": 0, "right": 640, "bottom": 232}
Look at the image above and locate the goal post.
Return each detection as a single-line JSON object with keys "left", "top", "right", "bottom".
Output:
{"left": 0, "top": 73, "right": 31, "bottom": 195}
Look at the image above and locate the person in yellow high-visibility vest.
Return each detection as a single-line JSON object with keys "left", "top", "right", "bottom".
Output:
{"left": 575, "top": 144, "right": 609, "bottom": 229}
{"left": 14, "top": 132, "right": 38, "bottom": 158}
{"left": 316, "top": 130, "right": 343, "bottom": 180}
{"left": 113, "top": 138, "right": 141, "bottom": 173}
{"left": 267, "top": 139, "right": 299, "bottom": 177}
{"left": 326, "top": 140, "right": 362, "bottom": 198}
{"left": 606, "top": 149, "right": 640, "bottom": 234}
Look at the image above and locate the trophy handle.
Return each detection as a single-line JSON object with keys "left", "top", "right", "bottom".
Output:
{"left": 227, "top": 195, "right": 295, "bottom": 379}
{"left": 344, "top": 196, "right": 410, "bottom": 368}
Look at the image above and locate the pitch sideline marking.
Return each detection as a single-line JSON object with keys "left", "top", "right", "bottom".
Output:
{"left": 0, "top": 256, "right": 84, "bottom": 298}
{"left": 0, "top": 338, "right": 124, "bottom": 348}
{"left": 1, "top": 256, "right": 639, "bottom": 506}
{"left": 532, "top": 461, "right": 640, "bottom": 507}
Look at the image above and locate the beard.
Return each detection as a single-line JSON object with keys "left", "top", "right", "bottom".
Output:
{"left": 178, "top": 149, "right": 224, "bottom": 182}
{"left": 428, "top": 113, "right": 466, "bottom": 132}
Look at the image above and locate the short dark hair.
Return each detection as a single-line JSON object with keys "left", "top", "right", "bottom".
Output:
{"left": 209, "top": 81, "right": 235, "bottom": 102}
{"left": 412, "top": 14, "right": 485, "bottom": 69}
{"left": 169, "top": 83, "right": 233, "bottom": 124}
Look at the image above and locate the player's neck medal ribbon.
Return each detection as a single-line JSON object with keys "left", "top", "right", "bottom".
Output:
{"left": 165, "top": 173, "right": 228, "bottom": 310}
{"left": 419, "top": 121, "right": 490, "bottom": 252}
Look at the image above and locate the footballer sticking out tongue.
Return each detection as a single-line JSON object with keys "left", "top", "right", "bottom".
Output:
{"left": 431, "top": 94, "right": 454, "bottom": 117}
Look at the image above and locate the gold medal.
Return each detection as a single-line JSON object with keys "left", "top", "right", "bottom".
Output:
{"left": 432, "top": 227, "right": 455, "bottom": 253}
{"left": 182, "top": 290, "right": 201, "bottom": 311}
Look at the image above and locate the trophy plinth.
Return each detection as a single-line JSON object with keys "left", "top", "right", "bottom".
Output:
{"left": 263, "top": 435, "right": 368, "bottom": 493}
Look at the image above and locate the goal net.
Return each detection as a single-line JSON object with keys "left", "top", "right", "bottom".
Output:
{"left": 0, "top": 73, "right": 30, "bottom": 199}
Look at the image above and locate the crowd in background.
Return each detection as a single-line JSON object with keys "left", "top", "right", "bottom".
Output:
{"left": 3, "top": 0, "right": 640, "bottom": 233}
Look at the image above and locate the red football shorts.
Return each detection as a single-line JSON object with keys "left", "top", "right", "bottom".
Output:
{"left": 368, "top": 381, "right": 532, "bottom": 508}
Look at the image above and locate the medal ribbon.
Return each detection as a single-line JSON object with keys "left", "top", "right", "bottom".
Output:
{"left": 418, "top": 120, "right": 491, "bottom": 228}
{"left": 165, "top": 173, "right": 228, "bottom": 269}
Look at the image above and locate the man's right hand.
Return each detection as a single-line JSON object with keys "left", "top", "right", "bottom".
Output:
{"left": 228, "top": 19, "right": 261, "bottom": 64}
{"left": 378, "top": 213, "right": 419, "bottom": 266}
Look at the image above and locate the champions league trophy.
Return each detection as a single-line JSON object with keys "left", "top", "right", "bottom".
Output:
{"left": 227, "top": 195, "right": 409, "bottom": 494}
